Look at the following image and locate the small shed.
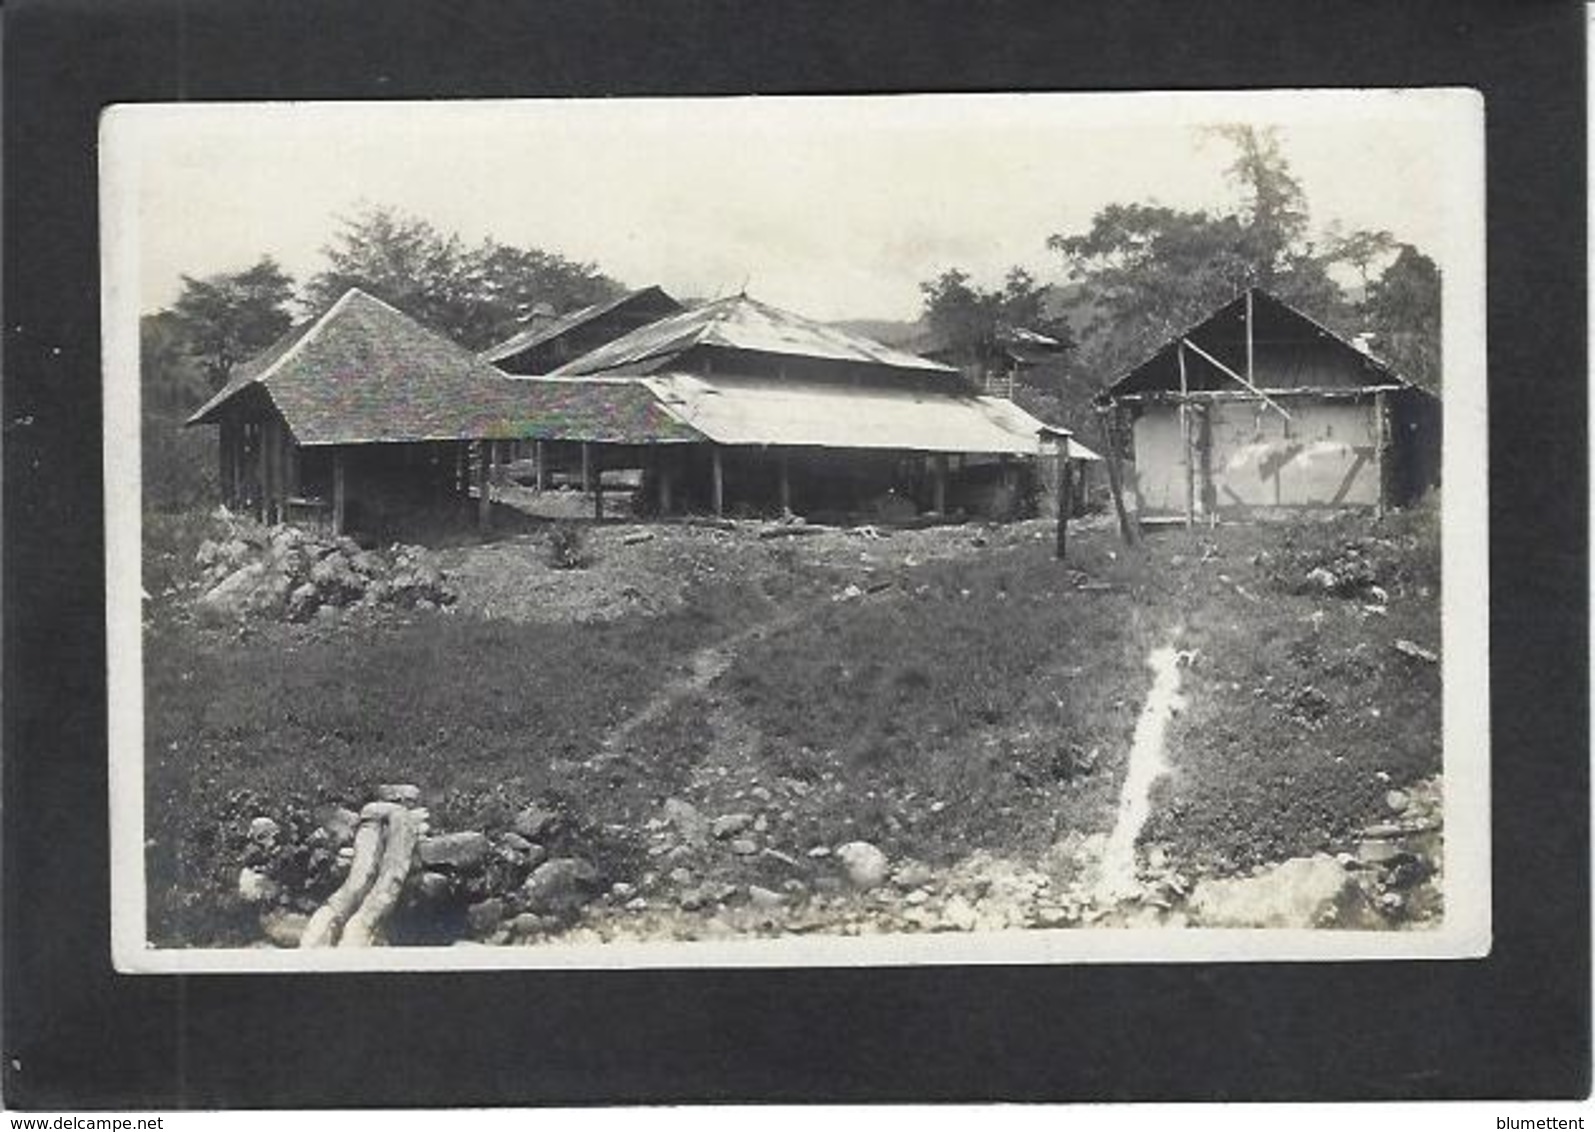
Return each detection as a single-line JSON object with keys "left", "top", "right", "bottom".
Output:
{"left": 1096, "top": 287, "right": 1441, "bottom": 522}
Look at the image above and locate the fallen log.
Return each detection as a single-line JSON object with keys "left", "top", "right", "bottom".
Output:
{"left": 340, "top": 807, "right": 421, "bottom": 947}
{"left": 757, "top": 524, "right": 829, "bottom": 540}
{"left": 300, "top": 818, "right": 385, "bottom": 948}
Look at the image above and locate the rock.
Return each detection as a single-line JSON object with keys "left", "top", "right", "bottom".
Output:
{"left": 198, "top": 562, "right": 267, "bottom": 618}
{"left": 610, "top": 882, "right": 637, "bottom": 900}
{"left": 521, "top": 857, "right": 600, "bottom": 915}
{"left": 316, "top": 805, "right": 360, "bottom": 846}
{"left": 260, "top": 909, "right": 309, "bottom": 948}
{"left": 286, "top": 582, "right": 320, "bottom": 620}
{"left": 1187, "top": 855, "right": 1367, "bottom": 928}
{"left": 750, "top": 785, "right": 773, "bottom": 803}
{"left": 512, "top": 804, "right": 561, "bottom": 841}
{"left": 729, "top": 838, "right": 759, "bottom": 856}
{"left": 892, "top": 860, "right": 935, "bottom": 890}
{"left": 509, "top": 912, "right": 547, "bottom": 938}
{"left": 237, "top": 867, "right": 279, "bottom": 905}
{"left": 1384, "top": 789, "right": 1410, "bottom": 814}
{"left": 941, "top": 895, "right": 978, "bottom": 931}
{"left": 747, "top": 885, "right": 784, "bottom": 910}
{"left": 807, "top": 845, "right": 832, "bottom": 859}
{"left": 1358, "top": 839, "right": 1405, "bottom": 865}
{"left": 500, "top": 831, "right": 535, "bottom": 853}
{"left": 662, "top": 798, "right": 708, "bottom": 845}
{"left": 1392, "top": 638, "right": 1439, "bottom": 664}
{"left": 625, "top": 897, "right": 649, "bottom": 912}
{"left": 418, "top": 831, "right": 491, "bottom": 870}
{"left": 623, "top": 531, "right": 655, "bottom": 545}
{"left": 413, "top": 871, "right": 452, "bottom": 902}
{"left": 905, "top": 889, "right": 930, "bottom": 906}
{"left": 712, "top": 813, "right": 754, "bottom": 839}
{"left": 836, "top": 841, "right": 889, "bottom": 890}
{"left": 247, "top": 816, "right": 281, "bottom": 842}
{"left": 374, "top": 783, "right": 422, "bottom": 805}
{"left": 467, "top": 898, "right": 506, "bottom": 936}
{"left": 1146, "top": 845, "right": 1169, "bottom": 871}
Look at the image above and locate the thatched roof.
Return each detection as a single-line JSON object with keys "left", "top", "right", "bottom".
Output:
{"left": 550, "top": 293, "right": 958, "bottom": 379}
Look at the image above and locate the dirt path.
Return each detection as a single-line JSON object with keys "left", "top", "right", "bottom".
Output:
{"left": 598, "top": 611, "right": 802, "bottom": 756}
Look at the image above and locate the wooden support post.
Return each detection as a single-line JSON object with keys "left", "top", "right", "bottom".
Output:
{"left": 1177, "top": 341, "right": 1194, "bottom": 529}
{"left": 593, "top": 458, "right": 604, "bottom": 521}
{"left": 932, "top": 453, "right": 948, "bottom": 515}
{"left": 1245, "top": 288, "right": 1255, "bottom": 389}
{"left": 534, "top": 440, "right": 547, "bottom": 492}
{"left": 711, "top": 446, "right": 725, "bottom": 518}
{"left": 581, "top": 442, "right": 593, "bottom": 496}
{"left": 1373, "top": 391, "right": 1387, "bottom": 517}
{"left": 1098, "top": 409, "right": 1140, "bottom": 547}
{"left": 218, "top": 418, "right": 233, "bottom": 507}
{"left": 332, "top": 450, "right": 347, "bottom": 536}
{"left": 659, "top": 453, "right": 674, "bottom": 516}
{"left": 476, "top": 440, "right": 492, "bottom": 533}
{"left": 1055, "top": 436, "right": 1071, "bottom": 560}
{"left": 778, "top": 449, "right": 792, "bottom": 516}
{"left": 258, "top": 418, "right": 274, "bottom": 523}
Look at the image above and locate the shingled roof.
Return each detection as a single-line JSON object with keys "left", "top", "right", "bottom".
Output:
{"left": 187, "top": 289, "right": 704, "bottom": 447}
{"left": 550, "top": 293, "right": 958, "bottom": 379}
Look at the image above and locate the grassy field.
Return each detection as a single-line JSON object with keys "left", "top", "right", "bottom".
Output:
{"left": 143, "top": 501, "right": 1441, "bottom": 945}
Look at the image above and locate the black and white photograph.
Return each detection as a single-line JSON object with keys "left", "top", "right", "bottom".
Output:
{"left": 102, "top": 90, "right": 1488, "bottom": 971}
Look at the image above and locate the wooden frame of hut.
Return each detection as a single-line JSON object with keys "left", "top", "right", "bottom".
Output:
{"left": 1095, "top": 287, "right": 1441, "bottom": 525}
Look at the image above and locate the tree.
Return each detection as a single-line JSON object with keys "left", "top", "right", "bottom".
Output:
{"left": 170, "top": 257, "right": 296, "bottom": 389}
{"left": 1047, "top": 126, "right": 1357, "bottom": 384}
{"left": 305, "top": 205, "right": 624, "bottom": 350}
{"left": 1360, "top": 244, "right": 1441, "bottom": 392}
{"left": 919, "top": 266, "right": 1074, "bottom": 364}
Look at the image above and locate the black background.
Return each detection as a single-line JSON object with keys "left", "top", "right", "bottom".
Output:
{"left": 4, "top": 0, "right": 1587, "bottom": 1108}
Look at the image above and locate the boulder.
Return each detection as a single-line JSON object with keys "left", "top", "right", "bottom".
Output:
{"left": 512, "top": 804, "right": 561, "bottom": 841}
{"left": 521, "top": 857, "right": 601, "bottom": 915}
{"left": 374, "top": 783, "right": 422, "bottom": 805}
{"left": 260, "top": 909, "right": 309, "bottom": 948}
{"left": 712, "top": 812, "right": 755, "bottom": 839}
{"left": 199, "top": 562, "right": 267, "bottom": 619}
{"left": 836, "top": 841, "right": 890, "bottom": 890}
{"left": 1187, "top": 855, "right": 1369, "bottom": 928}
{"left": 729, "top": 838, "right": 759, "bottom": 856}
{"left": 418, "top": 831, "right": 491, "bottom": 871}
{"left": 413, "top": 871, "right": 452, "bottom": 902}
{"left": 286, "top": 582, "right": 320, "bottom": 621}
{"left": 661, "top": 798, "right": 708, "bottom": 846}
{"left": 237, "top": 867, "right": 280, "bottom": 905}
{"left": 247, "top": 816, "right": 281, "bottom": 843}
{"left": 316, "top": 805, "right": 361, "bottom": 846}
{"left": 747, "top": 885, "right": 784, "bottom": 910}
{"left": 467, "top": 897, "right": 506, "bottom": 936}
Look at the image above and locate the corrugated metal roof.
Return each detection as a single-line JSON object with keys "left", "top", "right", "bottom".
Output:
{"left": 639, "top": 372, "right": 1050, "bottom": 455}
{"left": 478, "top": 285, "right": 681, "bottom": 365}
{"left": 552, "top": 293, "right": 958, "bottom": 378}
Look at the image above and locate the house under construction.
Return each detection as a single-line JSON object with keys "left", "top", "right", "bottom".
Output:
{"left": 1096, "top": 287, "right": 1441, "bottom": 523}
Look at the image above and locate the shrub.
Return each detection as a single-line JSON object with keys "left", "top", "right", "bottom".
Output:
{"left": 547, "top": 521, "right": 589, "bottom": 570}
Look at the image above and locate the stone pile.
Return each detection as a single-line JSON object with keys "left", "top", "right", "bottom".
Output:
{"left": 194, "top": 516, "right": 455, "bottom": 622}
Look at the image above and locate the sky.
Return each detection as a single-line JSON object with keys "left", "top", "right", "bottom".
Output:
{"left": 108, "top": 90, "right": 1481, "bottom": 324}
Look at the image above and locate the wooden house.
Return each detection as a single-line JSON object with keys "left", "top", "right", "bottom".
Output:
{"left": 185, "top": 288, "right": 700, "bottom": 537}
{"left": 540, "top": 293, "right": 1068, "bottom": 520}
{"left": 1096, "top": 287, "right": 1441, "bottom": 523}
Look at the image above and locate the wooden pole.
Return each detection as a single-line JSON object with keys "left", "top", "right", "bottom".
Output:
{"left": 332, "top": 450, "right": 347, "bottom": 536}
{"left": 1245, "top": 288, "right": 1255, "bottom": 388}
{"left": 593, "top": 457, "right": 604, "bottom": 521}
{"left": 711, "top": 446, "right": 725, "bottom": 517}
{"left": 1098, "top": 408, "right": 1140, "bottom": 547}
{"left": 659, "top": 452, "right": 674, "bottom": 516}
{"left": 476, "top": 440, "right": 492, "bottom": 533}
{"left": 778, "top": 449, "right": 792, "bottom": 516}
{"left": 1054, "top": 436, "right": 1071, "bottom": 560}
{"left": 534, "top": 439, "right": 547, "bottom": 492}
{"left": 259, "top": 418, "right": 275, "bottom": 524}
{"left": 1373, "top": 390, "right": 1387, "bottom": 517}
{"left": 1178, "top": 342, "right": 1194, "bottom": 529}
{"left": 932, "top": 453, "right": 948, "bottom": 515}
